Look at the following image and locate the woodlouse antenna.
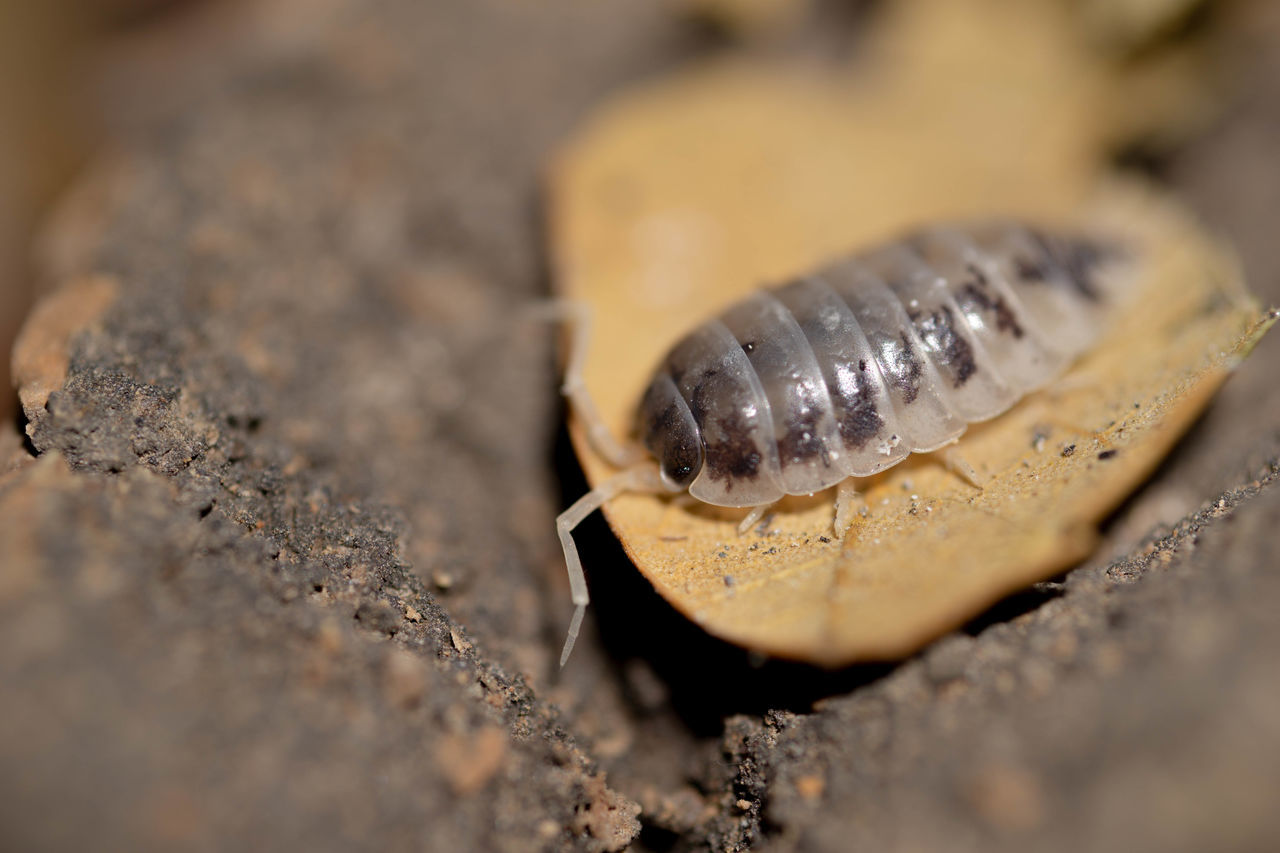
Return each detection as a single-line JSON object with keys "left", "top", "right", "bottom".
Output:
{"left": 535, "top": 299, "right": 645, "bottom": 468}
{"left": 557, "top": 463, "right": 662, "bottom": 667}
{"left": 536, "top": 297, "right": 664, "bottom": 665}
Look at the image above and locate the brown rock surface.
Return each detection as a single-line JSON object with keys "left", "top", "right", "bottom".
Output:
{"left": 3, "top": 1, "right": 1279, "bottom": 851}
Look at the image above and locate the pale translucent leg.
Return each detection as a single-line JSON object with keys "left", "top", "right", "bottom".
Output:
{"left": 941, "top": 448, "right": 985, "bottom": 490}
{"left": 834, "top": 479, "right": 864, "bottom": 537}
{"left": 556, "top": 463, "right": 663, "bottom": 667}
{"left": 535, "top": 299, "right": 645, "bottom": 469}
{"left": 737, "top": 502, "right": 775, "bottom": 535}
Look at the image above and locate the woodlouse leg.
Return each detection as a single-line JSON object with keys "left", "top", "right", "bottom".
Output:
{"left": 537, "top": 299, "right": 646, "bottom": 469}
{"left": 834, "top": 479, "right": 864, "bottom": 537}
{"left": 737, "top": 502, "right": 775, "bottom": 535}
{"left": 556, "top": 463, "right": 662, "bottom": 667}
{"left": 941, "top": 448, "right": 986, "bottom": 490}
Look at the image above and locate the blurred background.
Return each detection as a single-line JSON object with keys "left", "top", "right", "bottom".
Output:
{"left": 5, "top": 0, "right": 1280, "bottom": 423}
{"left": 2, "top": 1, "right": 1279, "bottom": 851}
{"left": 0, "top": 0, "right": 223, "bottom": 428}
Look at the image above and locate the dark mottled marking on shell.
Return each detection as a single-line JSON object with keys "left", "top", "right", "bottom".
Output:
{"left": 829, "top": 363, "right": 884, "bottom": 449}
{"left": 637, "top": 375, "right": 703, "bottom": 487}
{"left": 688, "top": 368, "right": 765, "bottom": 487}
{"left": 1023, "top": 228, "right": 1111, "bottom": 302}
{"left": 887, "top": 331, "right": 925, "bottom": 404}
{"left": 1015, "top": 254, "right": 1049, "bottom": 283}
{"left": 776, "top": 403, "right": 831, "bottom": 467}
{"left": 632, "top": 221, "right": 1124, "bottom": 508}
{"left": 835, "top": 392, "right": 883, "bottom": 448}
{"left": 958, "top": 264, "right": 1024, "bottom": 339}
{"left": 1056, "top": 240, "right": 1111, "bottom": 301}
{"left": 908, "top": 304, "right": 978, "bottom": 388}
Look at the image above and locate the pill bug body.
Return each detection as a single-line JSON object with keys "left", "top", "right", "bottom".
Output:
{"left": 636, "top": 222, "right": 1125, "bottom": 506}
{"left": 554, "top": 219, "right": 1128, "bottom": 665}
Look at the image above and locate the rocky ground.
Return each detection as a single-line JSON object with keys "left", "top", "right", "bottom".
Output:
{"left": 2, "top": 1, "right": 1278, "bottom": 851}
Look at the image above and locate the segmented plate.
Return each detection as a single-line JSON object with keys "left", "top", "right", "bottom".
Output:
{"left": 635, "top": 222, "right": 1129, "bottom": 508}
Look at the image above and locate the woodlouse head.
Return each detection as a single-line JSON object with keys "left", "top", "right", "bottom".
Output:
{"left": 636, "top": 372, "right": 703, "bottom": 492}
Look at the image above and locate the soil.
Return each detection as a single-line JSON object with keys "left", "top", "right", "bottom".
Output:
{"left": 2, "top": 1, "right": 1279, "bottom": 851}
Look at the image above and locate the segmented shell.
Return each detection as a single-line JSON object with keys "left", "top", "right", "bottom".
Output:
{"left": 636, "top": 222, "right": 1124, "bottom": 506}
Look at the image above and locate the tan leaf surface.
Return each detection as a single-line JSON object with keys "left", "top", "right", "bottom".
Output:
{"left": 546, "top": 1, "right": 1270, "bottom": 665}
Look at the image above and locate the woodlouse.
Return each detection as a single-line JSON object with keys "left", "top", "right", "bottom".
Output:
{"left": 554, "top": 220, "right": 1128, "bottom": 665}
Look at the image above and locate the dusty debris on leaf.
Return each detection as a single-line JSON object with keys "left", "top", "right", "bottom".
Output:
{"left": 548, "top": 0, "right": 1271, "bottom": 665}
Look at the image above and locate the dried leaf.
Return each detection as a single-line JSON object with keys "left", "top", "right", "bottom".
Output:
{"left": 12, "top": 274, "right": 118, "bottom": 414}
{"left": 546, "top": 4, "right": 1269, "bottom": 664}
